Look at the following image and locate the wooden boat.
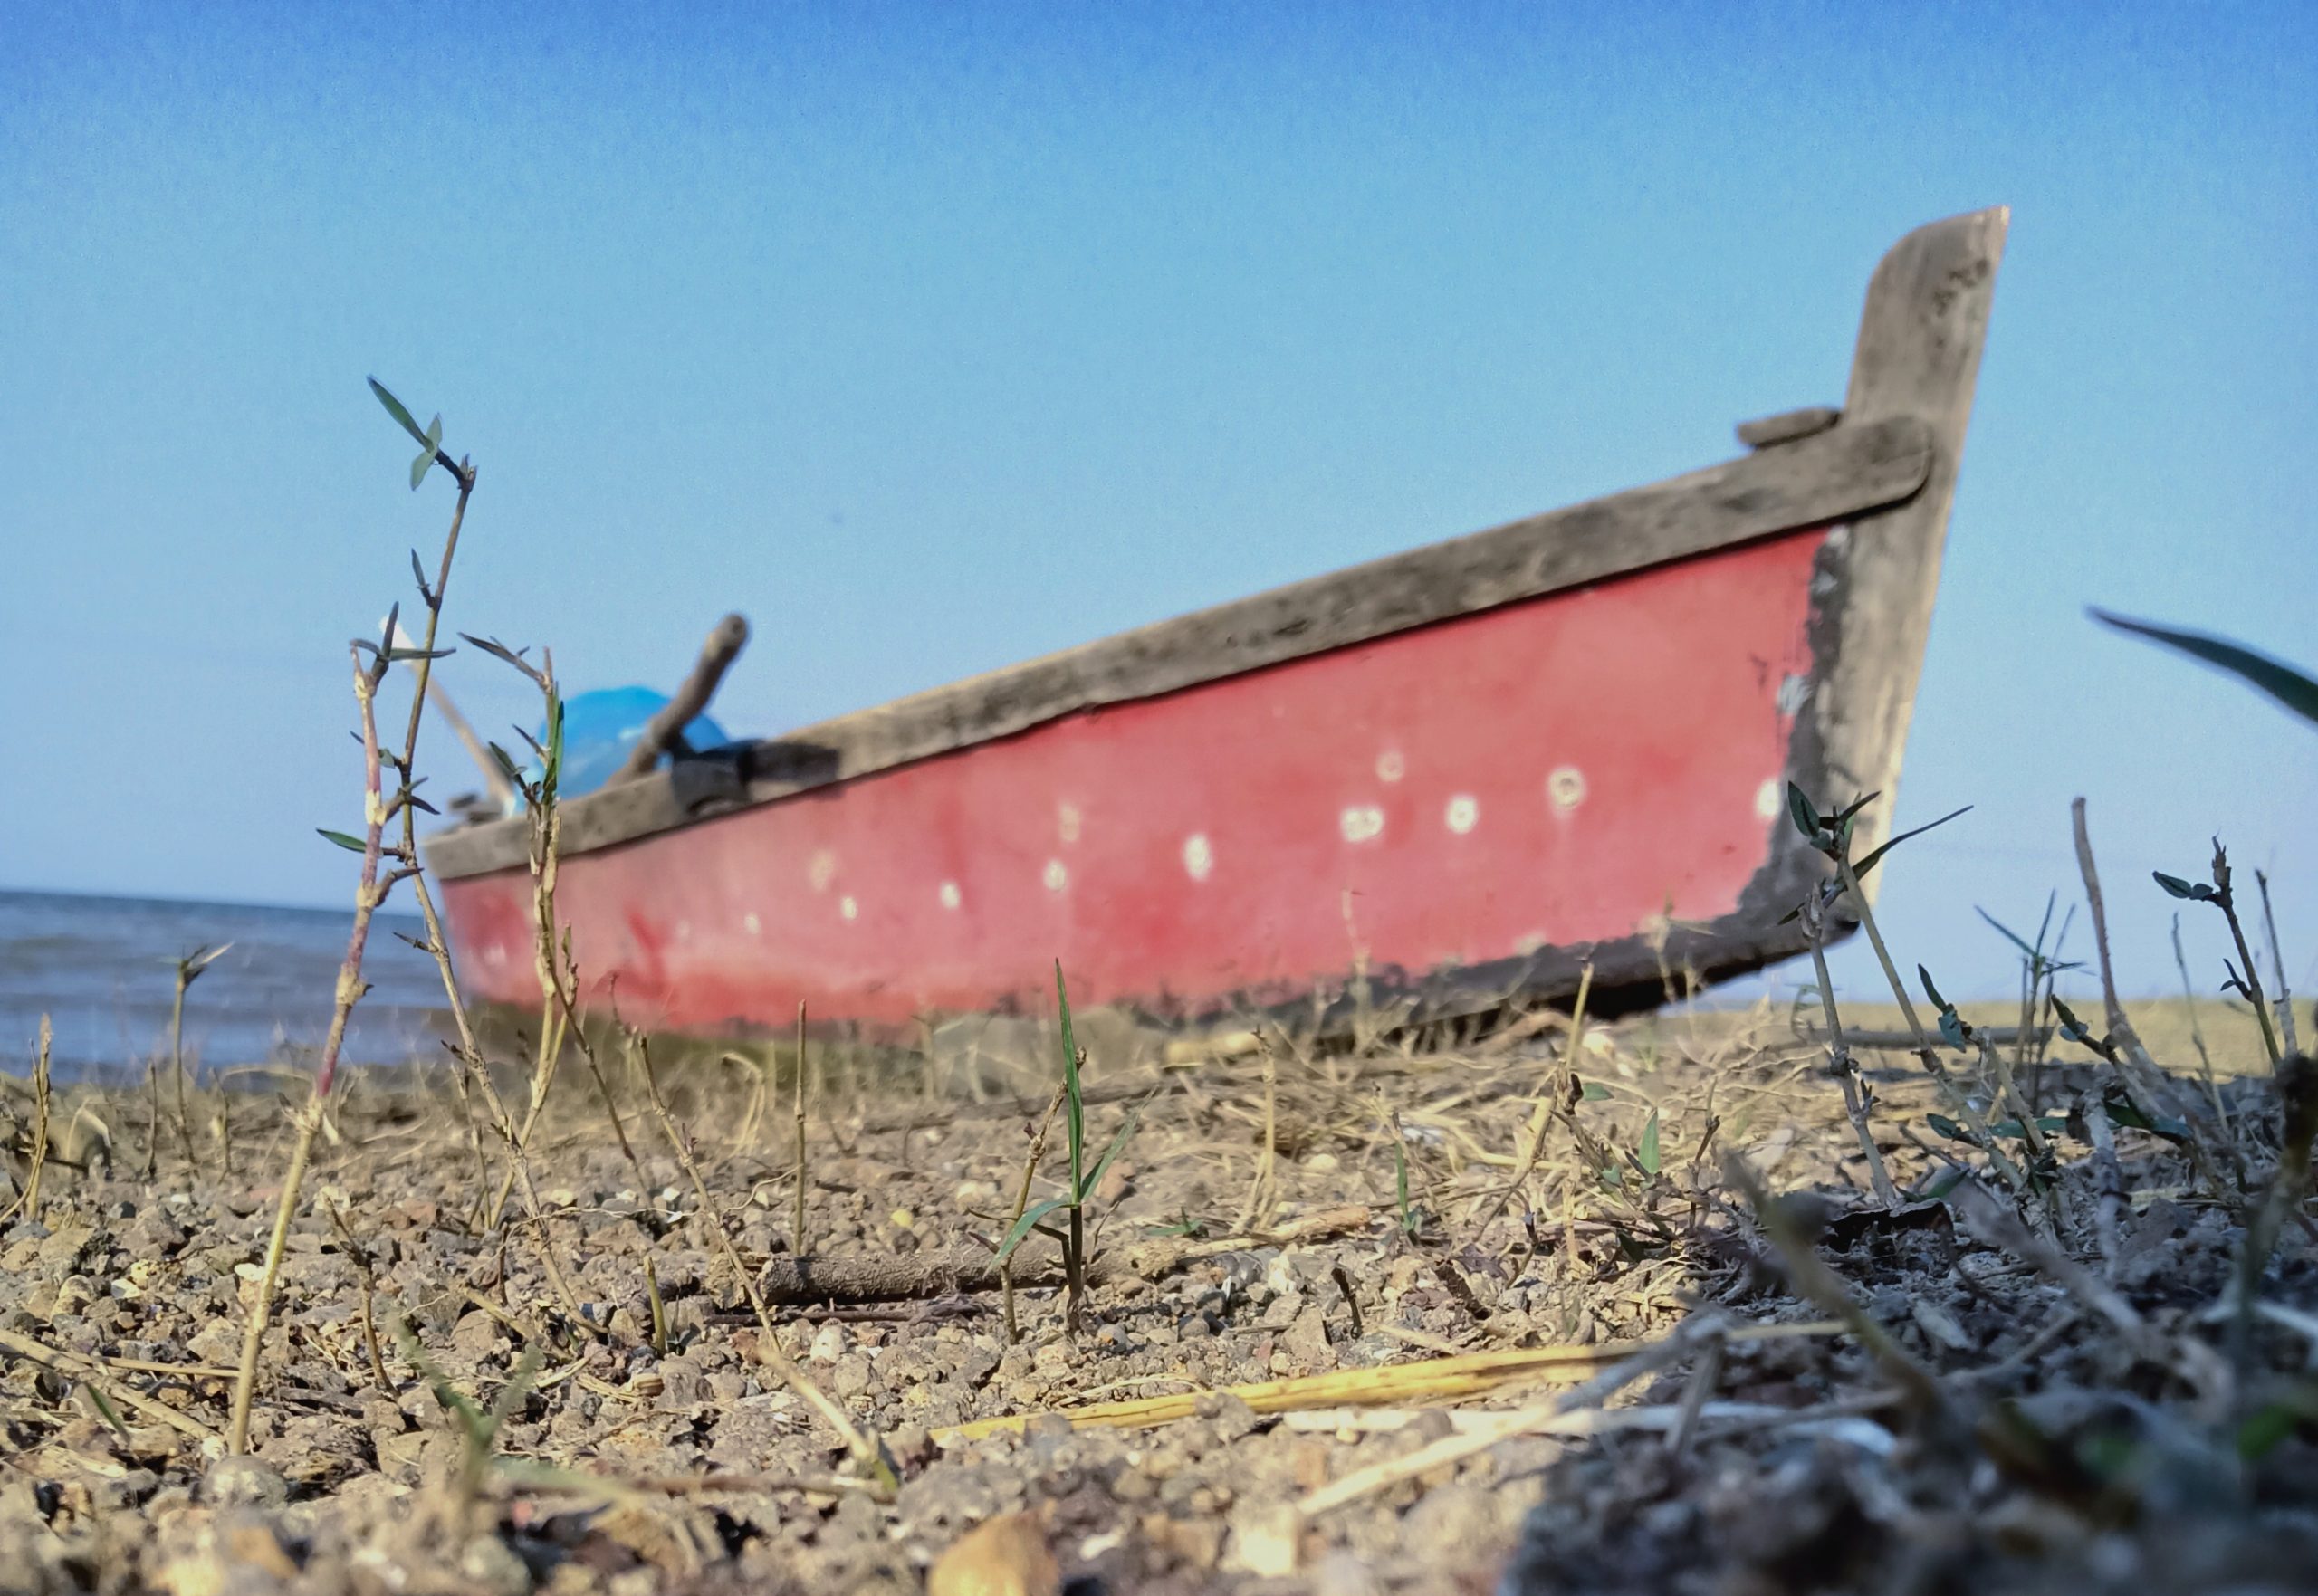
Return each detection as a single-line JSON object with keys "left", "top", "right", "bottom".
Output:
{"left": 425, "top": 208, "right": 2007, "bottom": 1043}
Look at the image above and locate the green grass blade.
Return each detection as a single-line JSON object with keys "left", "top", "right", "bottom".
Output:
{"left": 1637, "top": 1111, "right": 1661, "bottom": 1176}
{"left": 1079, "top": 1107, "right": 1139, "bottom": 1203}
{"left": 2091, "top": 608, "right": 2318, "bottom": 727}
{"left": 994, "top": 1197, "right": 1069, "bottom": 1264}
{"left": 1852, "top": 805, "right": 1972, "bottom": 884}
{"left": 1056, "top": 960, "right": 1082, "bottom": 1199}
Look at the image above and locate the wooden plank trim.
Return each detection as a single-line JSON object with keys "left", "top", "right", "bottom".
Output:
{"left": 424, "top": 414, "right": 1932, "bottom": 879}
{"left": 1738, "top": 406, "right": 1842, "bottom": 448}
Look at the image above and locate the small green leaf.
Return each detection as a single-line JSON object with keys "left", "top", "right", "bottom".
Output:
{"left": 1977, "top": 908, "right": 2041, "bottom": 964}
{"left": 2051, "top": 994, "right": 2093, "bottom": 1043}
{"left": 1786, "top": 783, "right": 1823, "bottom": 845}
{"left": 1938, "top": 1009, "right": 1968, "bottom": 1050}
{"left": 1920, "top": 1166, "right": 1968, "bottom": 1201}
{"left": 459, "top": 634, "right": 533, "bottom": 673}
{"left": 1852, "top": 805, "right": 1972, "bottom": 884}
{"left": 1079, "top": 1107, "right": 1139, "bottom": 1204}
{"left": 1833, "top": 791, "right": 1881, "bottom": 826}
{"left": 1579, "top": 1080, "right": 1611, "bottom": 1102}
{"left": 2102, "top": 1094, "right": 2191, "bottom": 1144}
{"left": 541, "top": 692, "right": 565, "bottom": 794}
{"left": 2238, "top": 1404, "right": 2302, "bottom": 1461}
{"left": 1926, "top": 1113, "right": 1970, "bottom": 1143}
{"left": 994, "top": 1197, "right": 1070, "bottom": 1265}
{"left": 2091, "top": 608, "right": 2318, "bottom": 729}
{"left": 317, "top": 828, "right": 369, "bottom": 853}
{"left": 1918, "top": 964, "right": 1949, "bottom": 1011}
{"left": 1636, "top": 1111, "right": 1661, "bottom": 1176}
{"left": 2152, "top": 873, "right": 2204, "bottom": 901}
{"left": 410, "top": 445, "right": 435, "bottom": 491}
{"left": 369, "top": 377, "right": 431, "bottom": 446}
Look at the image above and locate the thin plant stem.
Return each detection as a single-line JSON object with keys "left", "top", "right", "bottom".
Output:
{"left": 168, "top": 962, "right": 198, "bottom": 1171}
{"left": 2207, "top": 842, "right": 2283, "bottom": 1071}
{"left": 228, "top": 642, "right": 400, "bottom": 1455}
{"left": 1473, "top": 966, "right": 1594, "bottom": 1238}
{"left": 2073, "top": 798, "right": 2236, "bottom": 1197}
{"left": 0, "top": 1018, "right": 51, "bottom": 1227}
{"left": 635, "top": 1034, "right": 896, "bottom": 1490}
{"left": 230, "top": 450, "right": 475, "bottom": 1456}
{"left": 2256, "top": 868, "right": 2301, "bottom": 1058}
{"left": 2172, "top": 912, "right": 2227, "bottom": 1132}
{"left": 1001, "top": 1085, "right": 1068, "bottom": 1344}
{"left": 1803, "top": 893, "right": 1899, "bottom": 1208}
{"left": 1834, "top": 856, "right": 2030, "bottom": 1199}
{"left": 792, "top": 1002, "right": 809, "bottom": 1257}
{"left": 326, "top": 1199, "right": 394, "bottom": 1389}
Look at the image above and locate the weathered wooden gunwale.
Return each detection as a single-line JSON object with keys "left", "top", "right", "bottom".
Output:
{"left": 427, "top": 415, "right": 1934, "bottom": 881}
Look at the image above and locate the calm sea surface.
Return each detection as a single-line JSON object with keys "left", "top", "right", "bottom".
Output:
{"left": 0, "top": 890, "right": 452, "bottom": 1081}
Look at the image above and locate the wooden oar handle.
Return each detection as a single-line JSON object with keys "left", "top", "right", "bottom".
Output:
{"left": 614, "top": 612, "right": 751, "bottom": 782}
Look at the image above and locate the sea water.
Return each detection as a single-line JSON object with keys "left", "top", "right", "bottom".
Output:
{"left": 0, "top": 890, "right": 450, "bottom": 1082}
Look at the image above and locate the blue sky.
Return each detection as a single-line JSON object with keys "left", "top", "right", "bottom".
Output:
{"left": 3, "top": 2, "right": 2313, "bottom": 1009}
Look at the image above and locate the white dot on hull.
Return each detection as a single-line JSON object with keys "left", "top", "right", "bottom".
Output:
{"left": 808, "top": 850, "right": 838, "bottom": 892}
{"left": 743, "top": 912, "right": 762, "bottom": 936}
{"left": 1375, "top": 750, "right": 1405, "bottom": 783}
{"left": 1755, "top": 779, "right": 1783, "bottom": 821}
{"left": 1043, "top": 859, "right": 1068, "bottom": 893}
{"left": 1548, "top": 767, "right": 1586, "bottom": 814}
{"left": 1340, "top": 806, "right": 1384, "bottom": 844}
{"left": 1445, "top": 794, "right": 1479, "bottom": 834}
{"left": 839, "top": 896, "right": 858, "bottom": 922}
{"left": 939, "top": 881, "right": 962, "bottom": 910}
{"left": 1183, "top": 834, "right": 1213, "bottom": 881}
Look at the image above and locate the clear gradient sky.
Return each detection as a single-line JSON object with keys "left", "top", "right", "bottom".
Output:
{"left": 3, "top": 3, "right": 2313, "bottom": 1008}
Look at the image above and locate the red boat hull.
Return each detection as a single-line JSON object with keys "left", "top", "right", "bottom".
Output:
{"left": 439, "top": 529, "right": 1826, "bottom": 1033}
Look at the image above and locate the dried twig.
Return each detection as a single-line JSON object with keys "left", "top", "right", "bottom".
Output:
{"left": 792, "top": 1002, "right": 809, "bottom": 1257}
{"left": 636, "top": 1034, "right": 896, "bottom": 1490}
{"left": 1000, "top": 1084, "right": 1067, "bottom": 1343}
{"left": 1295, "top": 1314, "right": 1728, "bottom": 1516}
{"left": 2, "top": 1325, "right": 219, "bottom": 1440}
{"left": 0, "top": 1018, "right": 51, "bottom": 1227}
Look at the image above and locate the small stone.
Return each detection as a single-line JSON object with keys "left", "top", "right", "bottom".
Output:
{"left": 927, "top": 1510, "right": 1060, "bottom": 1596}
{"left": 152, "top": 1511, "right": 297, "bottom": 1596}
{"left": 200, "top": 1457, "right": 288, "bottom": 1510}
{"left": 1312, "top": 1550, "right": 1383, "bottom": 1596}
{"left": 1283, "top": 1305, "right": 1336, "bottom": 1372}
{"left": 448, "top": 1310, "right": 503, "bottom": 1358}
{"left": 1403, "top": 1483, "right": 1502, "bottom": 1560}
{"left": 810, "top": 1322, "right": 848, "bottom": 1364}
{"left": 1224, "top": 1501, "right": 1303, "bottom": 1577}
{"left": 831, "top": 1353, "right": 875, "bottom": 1400}
{"left": 460, "top": 1534, "right": 534, "bottom": 1596}
{"left": 1193, "top": 1393, "right": 1259, "bottom": 1443}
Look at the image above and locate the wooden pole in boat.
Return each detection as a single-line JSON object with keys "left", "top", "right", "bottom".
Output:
{"left": 614, "top": 612, "right": 752, "bottom": 782}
